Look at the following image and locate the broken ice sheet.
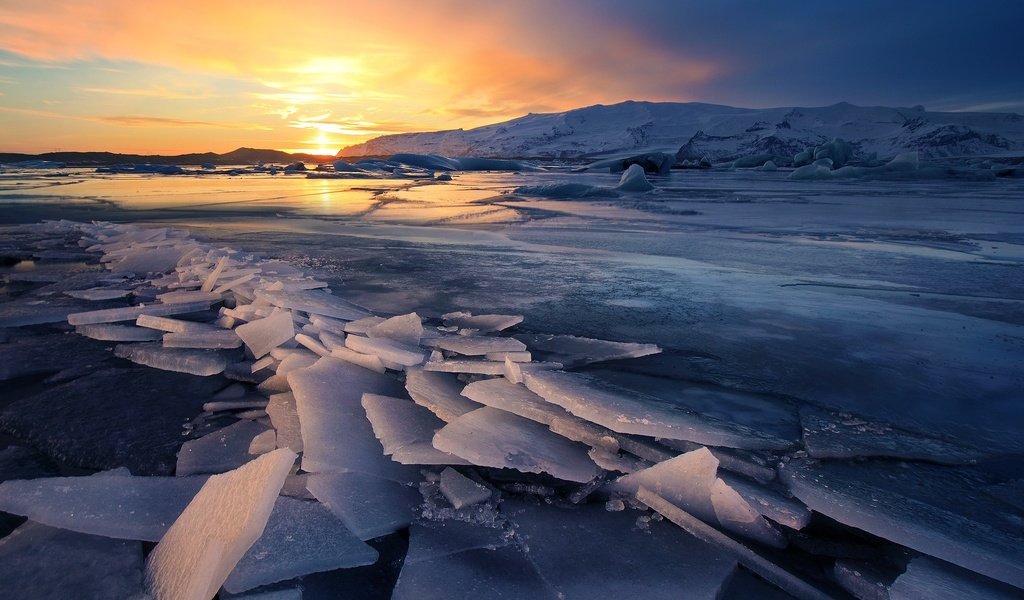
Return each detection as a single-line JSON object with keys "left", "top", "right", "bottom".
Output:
{"left": 362, "top": 394, "right": 469, "bottom": 465}
{"left": 514, "top": 333, "right": 660, "bottom": 367}
{"left": 144, "top": 448, "right": 296, "bottom": 600}
{"left": 255, "top": 289, "right": 371, "bottom": 321}
{"left": 439, "top": 467, "right": 491, "bottom": 509}
{"left": 67, "top": 299, "right": 214, "bottom": 325}
{"left": 405, "top": 368, "right": 482, "bottom": 422}
{"left": 0, "top": 521, "right": 144, "bottom": 600}
{"left": 288, "top": 357, "right": 419, "bottom": 481}
{"left": 267, "top": 392, "right": 303, "bottom": 452}
{"left": 64, "top": 287, "right": 133, "bottom": 301}
{"left": 502, "top": 499, "right": 737, "bottom": 600}
{"left": 433, "top": 407, "right": 601, "bottom": 483}
{"left": 76, "top": 323, "right": 164, "bottom": 342}
{"left": 346, "top": 334, "right": 425, "bottom": 367}
{"left": 115, "top": 343, "right": 232, "bottom": 376}
{"left": 523, "top": 370, "right": 794, "bottom": 450}
{"left": 164, "top": 329, "right": 242, "bottom": 349}
{"left": 442, "top": 311, "right": 524, "bottom": 333}
{"left": 780, "top": 458, "right": 1024, "bottom": 589}
{"left": 366, "top": 312, "right": 423, "bottom": 345}
{"left": 235, "top": 311, "right": 295, "bottom": 359}
{"left": 799, "top": 403, "right": 982, "bottom": 463}
{"left": 0, "top": 472, "right": 207, "bottom": 541}
{"left": 222, "top": 496, "right": 378, "bottom": 594}
{"left": 177, "top": 420, "right": 271, "bottom": 476}
{"left": 429, "top": 335, "right": 527, "bottom": 356}
{"left": 307, "top": 471, "right": 421, "bottom": 540}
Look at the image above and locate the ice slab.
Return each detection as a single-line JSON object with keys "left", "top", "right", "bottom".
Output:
{"left": 144, "top": 448, "right": 296, "bottom": 600}
{"left": 366, "top": 312, "right": 423, "bottom": 345}
{"left": 503, "top": 499, "right": 737, "bottom": 600}
{"left": 433, "top": 407, "right": 601, "bottom": 483}
{"left": 164, "top": 329, "right": 242, "bottom": 349}
{"left": 362, "top": 394, "right": 469, "bottom": 465}
{"left": 248, "top": 430, "right": 277, "bottom": 455}
{"left": 523, "top": 370, "right": 793, "bottom": 449}
{"left": 0, "top": 367, "right": 222, "bottom": 474}
{"left": 439, "top": 467, "right": 491, "bottom": 509}
{"left": 111, "top": 245, "right": 187, "bottom": 275}
{"left": 442, "top": 311, "right": 524, "bottom": 333}
{"left": 424, "top": 359, "right": 507, "bottom": 375}
{"left": 266, "top": 392, "right": 303, "bottom": 452}
{"left": 68, "top": 299, "right": 214, "bottom": 325}
{"left": 720, "top": 472, "right": 811, "bottom": 530}
{"left": 255, "top": 289, "right": 371, "bottom": 321}
{"left": 222, "top": 496, "right": 378, "bottom": 594}
{"left": 780, "top": 458, "right": 1024, "bottom": 589}
{"left": 0, "top": 472, "right": 207, "bottom": 541}
{"left": 177, "top": 420, "right": 270, "bottom": 476}
{"left": 76, "top": 323, "right": 164, "bottom": 341}
{"left": 0, "top": 521, "right": 143, "bottom": 600}
{"left": 514, "top": 333, "right": 660, "bottom": 367}
{"left": 800, "top": 404, "right": 981, "bottom": 463}
{"left": 137, "top": 314, "right": 218, "bottom": 333}
{"left": 115, "top": 343, "right": 231, "bottom": 376}
{"left": 235, "top": 311, "right": 295, "bottom": 358}
{"left": 329, "top": 346, "right": 387, "bottom": 372}
{"left": 288, "top": 357, "right": 419, "bottom": 481}
{"left": 343, "top": 315, "right": 386, "bottom": 334}
{"left": 156, "top": 290, "right": 223, "bottom": 305}
{"left": 65, "top": 287, "right": 133, "bottom": 301}
{"left": 405, "top": 368, "right": 481, "bottom": 422}
{"left": 307, "top": 472, "right": 421, "bottom": 540}
{"left": 889, "top": 557, "right": 1022, "bottom": 600}
{"left": 346, "top": 335, "right": 425, "bottom": 367}
{"left": 430, "top": 336, "right": 527, "bottom": 356}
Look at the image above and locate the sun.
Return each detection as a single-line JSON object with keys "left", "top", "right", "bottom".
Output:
{"left": 309, "top": 129, "right": 336, "bottom": 156}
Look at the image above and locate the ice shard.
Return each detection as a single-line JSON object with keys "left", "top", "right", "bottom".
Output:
{"left": 405, "top": 368, "right": 481, "bottom": 422}
{"left": 307, "top": 472, "right": 421, "bottom": 540}
{"left": 362, "top": 394, "right": 469, "bottom": 465}
{"left": 235, "top": 311, "right": 295, "bottom": 359}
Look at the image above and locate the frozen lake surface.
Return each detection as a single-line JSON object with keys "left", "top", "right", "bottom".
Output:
{"left": 0, "top": 165, "right": 1022, "bottom": 598}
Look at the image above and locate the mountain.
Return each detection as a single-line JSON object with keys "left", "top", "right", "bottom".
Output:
{"left": 338, "top": 101, "right": 1024, "bottom": 162}
{"left": 0, "top": 147, "right": 335, "bottom": 167}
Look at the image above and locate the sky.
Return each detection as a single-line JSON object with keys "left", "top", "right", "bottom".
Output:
{"left": 1, "top": 0, "right": 1022, "bottom": 155}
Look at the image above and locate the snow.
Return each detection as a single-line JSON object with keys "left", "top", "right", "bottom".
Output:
{"left": 433, "top": 407, "right": 601, "bottom": 483}
{"left": 144, "top": 448, "right": 296, "bottom": 600}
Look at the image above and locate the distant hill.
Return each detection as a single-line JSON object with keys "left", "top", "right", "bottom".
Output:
{"left": 0, "top": 147, "right": 335, "bottom": 167}
{"left": 338, "top": 101, "right": 1024, "bottom": 162}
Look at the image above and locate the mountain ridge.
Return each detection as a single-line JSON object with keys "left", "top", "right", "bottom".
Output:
{"left": 0, "top": 147, "right": 336, "bottom": 167}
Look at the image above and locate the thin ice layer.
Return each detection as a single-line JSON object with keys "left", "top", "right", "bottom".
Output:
{"left": 362, "top": 394, "right": 469, "bottom": 465}
{"left": 114, "top": 343, "right": 230, "bottom": 376}
{"left": 68, "top": 300, "right": 214, "bottom": 325}
{"left": 255, "top": 289, "right": 371, "bottom": 321}
{"left": 288, "top": 357, "right": 419, "bottom": 481}
{"left": 433, "top": 407, "right": 601, "bottom": 483}
{"left": 222, "top": 496, "right": 378, "bottom": 594}
{"left": 144, "top": 448, "right": 296, "bottom": 600}
{"left": 0, "top": 521, "right": 144, "bottom": 600}
{"left": 431, "top": 336, "right": 527, "bottom": 356}
{"left": 523, "top": 370, "right": 793, "bottom": 449}
{"left": 307, "top": 472, "right": 421, "bottom": 540}
{"left": 443, "top": 312, "right": 524, "bottom": 333}
{"left": 405, "top": 368, "right": 481, "bottom": 422}
{"left": 176, "top": 420, "right": 270, "bottom": 476}
{"left": 514, "top": 333, "right": 660, "bottom": 367}
{"left": 0, "top": 472, "right": 207, "bottom": 541}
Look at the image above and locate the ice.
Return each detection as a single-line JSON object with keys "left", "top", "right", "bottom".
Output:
{"left": 405, "top": 368, "right": 482, "bottom": 422}
{"left": 203, "top": 400, "right": 269, "bottom": 413}
{"left": 889, "top": 557, "right": 1021, "bottom": 600}
{"left": 637, "top": 488, "right": 834, "bottom": 600}
{"left": 424, "top": 359, "right": 506, "bottom": 375}
{"left": 288, "top": 356, "right": 419, "bottom": 481}
{"left": 109, "top": 245, "right": 187, "bottom": 275}
{"left": 799, "top": 404, "right": 981, "bottom": 463}
{"left": 780, "top": 458, "right": 1024, "bottom": 589}
{"left": 267, "top": 392, "right": 303, "bottom": 452}
{"left": 115, "top": 343, "right": 231, "bottom": 376}
{"left": 486, "top": 351, "right": 531, "bottom": 362}
{"left": 524, "top": 370, "right": 792, "bottom": 449}
{"left": 319, "top": 330, "right": 346, "bottom": 351}
{"left": 306, "top": 471, "right": 421, "bottom": 540}
{"left": 177, "top": 420, "right": 271, "bottom": 476}
{"left": 514, "top": 181, "right": 619, "bottom": 199}
{"left": 346, "top": 334, "right": 425, "bottom": 367}
{"left": 513, "top": 333, "right": 660, "bottom": 367}
{"left": 222, "top": 496, "right": 378, "bottom": 594}
{"left": 274, "top": 350, "right": 319, "bottom": 375}
{"left": 833, "top": 559, "right": 894, "bottom": 600}
{"left": 137, "top": 314, "right": 218, "bottom": 333}
{"left": 64, "top": 287, "right": 133, "bottom": 300}
{"left": 343, "top": 315, "right": 386, "bottom": 334}
{"left": 164, "top": 329, "right": 242, "bottom": 349}
{"left": 610, "top": 448, "right": 784, "bottom": 547}
{"left": 719, "top": 473, "right": 811, "bottom": 530}
{"left": 366, "top": 312, "right": 423, "bottom": 345}
{"left": 235, "top": 311, "right": 295, "bottom": 358}
{"left": 294, "top": 332, "right": 331, "bottom": 356}
{"left": 616, "top": 163, "right": 656, "bottom": 192}
{"left": 250, "top": 355, "right": 275, "bottom": 372}
{"left": 430, "top": 335, "right": 527, "bottom": 356}
{"left": 144, "top": 448, "right": 296, "bottom": 600}
{"left": 76, "top": 323, "right": 163, "bottom": 341}
{"left": 67, "top": 299, "right": 214, "bottom": 325}
{"left": 442, "top": 311, "right": 524, "bottom": 333}
{"left": 329, "top": 346, "right": 387, "bottom": 372}
{"left": 0, "top": 472, "right": 207, "bottom": 541}
{"left": 502, "top": 499, "right": 737, "bottom": 600}
{"left": 362, "top": 394, "right": 470, "bottom": 465}
{"left": 433, "top": 407, "right": 601, "bottom": 483}
{"left": 255, "top": 289, "right": 371, "bottom": 321}
{"left": 439, "top": 467, "right": 491, "bottom": 509}
{"left": 156, "top": 290, "right": 222, "bottom": 305}
{"left": 0, "top": 521, "right": 143, "bottom": 600}
{"left": 201, "top": 256, "right": 229, "bottom": 292}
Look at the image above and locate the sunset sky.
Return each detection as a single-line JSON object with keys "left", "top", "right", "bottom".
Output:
{"left": 1, "top": 0, "right": 1022, "bottom": 155}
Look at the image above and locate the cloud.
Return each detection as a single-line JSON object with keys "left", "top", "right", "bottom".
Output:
{"left": 76, "top": 86, "right": 211, "bottom": 100}
{"left": 95, "top": 115, "right": 267, "bottom": 129}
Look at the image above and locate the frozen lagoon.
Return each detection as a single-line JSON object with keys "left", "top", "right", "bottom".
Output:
{"left": 0, "top": 164, "right": 1022, "bottom": 599}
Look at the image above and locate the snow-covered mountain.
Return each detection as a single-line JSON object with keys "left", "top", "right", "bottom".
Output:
{"left": 338, "top": 101, "right": 1024, "bottom": 162}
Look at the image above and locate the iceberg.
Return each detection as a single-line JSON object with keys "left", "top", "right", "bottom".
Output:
{"left": 615, "top": 164, "right": 656, "bottom": 192}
